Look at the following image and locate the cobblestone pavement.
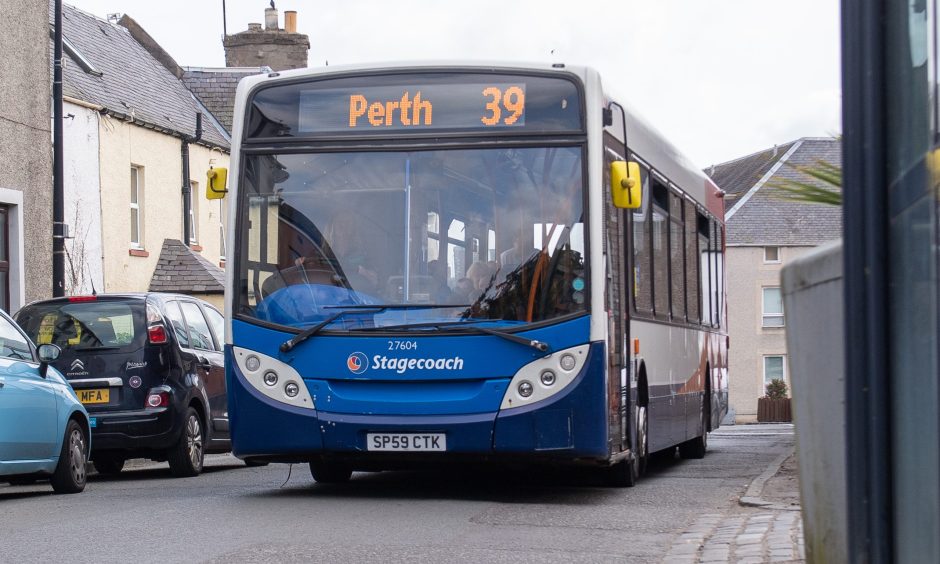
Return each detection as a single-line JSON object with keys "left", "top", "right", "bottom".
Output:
{"left": 663, "top": 424, "right": 805, "bottom": 563}
{"left": 662, "top": 509, "right": 804, "bottom": 563}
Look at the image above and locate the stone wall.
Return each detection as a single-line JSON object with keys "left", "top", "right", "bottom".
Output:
{"left": 223, "top": 31, "right": 309, "bottom": 71}
{"left": 0, "top": 0, "right": 53, "bottom": 309}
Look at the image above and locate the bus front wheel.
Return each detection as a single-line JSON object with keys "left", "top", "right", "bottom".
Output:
{"left": 309, "top": 461, "right": 352, "bottom": 484}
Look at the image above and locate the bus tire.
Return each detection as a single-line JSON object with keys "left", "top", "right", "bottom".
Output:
{"left": 309, "top": 461, "right": 352, "bottom": 484}
{"left": 604, "top": 457, "right": 638, "bottom": 488}
{"left": 635, "top": 404, "right": 649, "bottom": 477}
{"left": 679, "top": 394, "right": 708, "bottom": 460}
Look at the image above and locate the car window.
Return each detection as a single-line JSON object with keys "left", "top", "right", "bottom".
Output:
{"left": 163, "top": 301, "right": 190, "bottom": 348}
{"left": 203, "top": 307, "right": 225, "bottom": 351}
{"left": 0, "top": 315, "right": 33, "bottom": 361}
{"left": 180, "top": 302, "right": 214, "bottom": 351}
{"left": 16, "top": 301, "right": 145, "bottom": 352}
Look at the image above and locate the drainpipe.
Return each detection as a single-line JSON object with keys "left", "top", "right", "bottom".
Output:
{"left": 52, "top": 0, "right": 65, "bottom": 297}
{"left": 182, "top": 113, "right": 203, "bottom": 248}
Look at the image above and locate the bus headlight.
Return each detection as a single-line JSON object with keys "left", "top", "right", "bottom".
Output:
{"left": 559, "top": 354, "right": 576, "bottom": 372}
{"left": 263, "top": 371, "right": 278, "bottom": 387}
{"left": 540, "top": 370, "right": 556, "bottom": 386}
{"left": 518, "top": 381, "right": 534, "bottom": 397}
{"left": 500, "top": 344, "right": 589, "bottom": 410}
{"left": 233, "top": 347, "right": 315, "bottom": 410}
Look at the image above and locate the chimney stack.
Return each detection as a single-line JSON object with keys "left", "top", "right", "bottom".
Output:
{"left": 223, "top": 4, "right": 309, "bottom": 70}
{"left": 264, "top": 7, "right": 278, "bottom": 30}
{"left": 284, "top": 11, "right": 297, "bottom": 33}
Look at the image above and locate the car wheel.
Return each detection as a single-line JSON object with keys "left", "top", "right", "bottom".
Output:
{"left": 50, "top": 420, "right": 87, "bottom": 494}
{"left": 92, "top": 453, "right": 125, "bottom": 475}
{"left": 168, "top": 408, "right": 205, "bottom": 477}
{"left": 309, "top": 461, "right": 352, "bottom": 484}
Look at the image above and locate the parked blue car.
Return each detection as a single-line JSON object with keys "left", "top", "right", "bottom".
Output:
{"left": 0, "top": 309, "right": 90, "bottom": 493}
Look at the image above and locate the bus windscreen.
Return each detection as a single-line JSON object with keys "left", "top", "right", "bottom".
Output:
{"left": 245, "top": 72, "right": 582, "bottom": 138}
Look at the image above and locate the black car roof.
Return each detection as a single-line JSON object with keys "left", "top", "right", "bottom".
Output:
{"left": 18, "top": 292, "right": 219, "bottom": 311}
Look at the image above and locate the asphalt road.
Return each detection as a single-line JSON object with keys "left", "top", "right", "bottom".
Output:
{"left": 0, "top": 424, "right": 794, "bottom": 563}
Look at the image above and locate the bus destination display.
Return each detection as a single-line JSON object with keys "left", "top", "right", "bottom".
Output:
{"left": 298, "top": 83, "right": 527, "bottom": 132}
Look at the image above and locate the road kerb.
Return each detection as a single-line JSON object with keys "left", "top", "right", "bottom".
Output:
{"left": 738, "top": 446, "right": 800, "bottom": 511}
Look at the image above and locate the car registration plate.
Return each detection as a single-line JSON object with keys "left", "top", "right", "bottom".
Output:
{"left": 366, "top": 432, "right": 446, "bottom": 452}
{"left": 78, "top": 388, "right": 109, "bottom": 404}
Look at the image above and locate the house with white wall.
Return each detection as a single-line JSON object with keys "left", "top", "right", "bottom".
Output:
{"left": 709, "top": 137, "right": 842, "bottom": 422}
{"left": 58, "top": 4, "right": 231, "bottom": 308}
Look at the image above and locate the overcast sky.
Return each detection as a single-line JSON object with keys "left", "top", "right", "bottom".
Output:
{"left": 64, "top": 0, "right": 841, "bottom": 167}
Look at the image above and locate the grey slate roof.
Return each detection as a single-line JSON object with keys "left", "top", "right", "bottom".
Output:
{"left": 181, "top": 67, "right": 268, "bottom": 133}
{"left": 149, "top": 239, "right": 225, "bottom": 294}
{"left": 711, "top": 137, "right": 842, "bottom": 246}
{"left": 708, "top": 141, "right": 798, "bottom": 208}
{"left": 55, "top": 3, "right": 229, "bottom": 149}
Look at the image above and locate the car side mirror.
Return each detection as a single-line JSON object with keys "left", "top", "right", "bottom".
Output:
{"left": 37, "top": 344, "right": 60, "bottom": 378}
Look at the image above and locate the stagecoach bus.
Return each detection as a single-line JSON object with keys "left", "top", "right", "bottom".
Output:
{"left": 215, "top": 62, "right": 728, "bottom": 486}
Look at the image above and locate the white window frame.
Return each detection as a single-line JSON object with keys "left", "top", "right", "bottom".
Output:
{"left": 0, "top": 188, "right": 24, "bottom": 312}
{"left": 218, "top": 200, "right": 226, "bottom": 262}
{"left": 763, "top": 355, "right": 787, "bottom": 384}
{"left": 130, "top": 166, "right": 143, "bottom": 248}
{"left": 187, "top": 181, "right": 199, "bottom": 245}
{"left": 764, "top": 245, "right": 781, "bottom": 263}
{"left": 762, "top": 286, "right": 785, "bottom": 327}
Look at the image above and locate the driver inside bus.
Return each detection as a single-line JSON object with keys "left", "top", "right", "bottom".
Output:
{"left": 296, "top": 210, "right": 379, "bottom": 295}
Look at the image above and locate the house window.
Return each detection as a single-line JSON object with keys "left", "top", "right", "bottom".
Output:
{"left": 130, "top": 166, "right": 143, "bottom": 248}
{"left": 764, "top": 246, "right": 780, "bottom": 263}
{"left": 763, "top": 355, "right": 786, "bottom": 384}
{"left": 187, "top": 181, "right": 199, "bottom": 244}
{"left": 762, "top": 286, "right": 785, "bottom": 327}
{"left": 218, "top": 200, "right": 226, "bottom": 261}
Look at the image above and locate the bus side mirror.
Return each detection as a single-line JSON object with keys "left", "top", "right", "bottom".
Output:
{"left": 206, "top": 167, "right": 228, "bottom": 200}
{"left": 611, "top": 161, "right": 642, "bottom": 209}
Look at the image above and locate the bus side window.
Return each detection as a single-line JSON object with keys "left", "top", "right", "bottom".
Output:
{"left": 698, "top": 212, "right": 712, "bottom": 326}
{"left": 651, "top": 179, "right": 670, "bottom": 318}
{"left": 632, "top": 164, "right": 653, "bottom": 315}
{"left": 713, "top": 219, "right": 724, "bottom": 327}
{"left": 669, "top": 190, "right": 686, "bottom": 321}
{"left": 685, "top": 200, "right": 701, "bottom": 324}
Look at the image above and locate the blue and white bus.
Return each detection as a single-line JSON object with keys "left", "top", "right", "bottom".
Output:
{"left": 218, "top": 62, "right": 728, "bottom": 486}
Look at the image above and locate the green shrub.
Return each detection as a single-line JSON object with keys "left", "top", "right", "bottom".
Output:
{"left": 765, "top": 378, "right": 789, "bottom": 399}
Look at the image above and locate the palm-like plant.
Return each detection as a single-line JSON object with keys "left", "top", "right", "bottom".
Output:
{"left": 771, "top": 160, "right": 842, "bottom": 206}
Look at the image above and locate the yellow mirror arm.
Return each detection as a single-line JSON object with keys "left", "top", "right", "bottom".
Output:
{"left": 622, "top": 177, "right": 636, "bottom": 204}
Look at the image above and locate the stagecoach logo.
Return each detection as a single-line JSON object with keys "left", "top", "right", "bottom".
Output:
{"left": 347, "top": 352, "right": 369, "bottom": 375}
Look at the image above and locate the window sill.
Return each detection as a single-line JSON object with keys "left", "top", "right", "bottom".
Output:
{"left": 129, "top": 248, "right": 149, "bottom": 258}
{"left": 190, "top": 244, "right": 203, "bottom": 252}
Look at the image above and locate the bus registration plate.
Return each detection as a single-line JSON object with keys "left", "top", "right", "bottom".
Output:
{"left": 366, "top": 433, "right": 446, "bottom": 452}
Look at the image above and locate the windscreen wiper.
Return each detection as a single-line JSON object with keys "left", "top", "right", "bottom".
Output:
{"left": 349, "top": 316, "right": 549, "bottom": 352}
{"left": 280, "top": 307, "right": 383, "bottom": 353}
{"left": 358, "top": 320, "right": 549, "bottom": 352}
{"left": 441, "top": 324, "right": 550, "bottom": 352}
{"left": 280, "top": 304, "right": 469, "bottom": 353}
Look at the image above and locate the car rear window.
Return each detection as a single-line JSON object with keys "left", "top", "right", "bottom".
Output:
{"left": 16, "top": 301, "right": 146, "bottom": 352}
